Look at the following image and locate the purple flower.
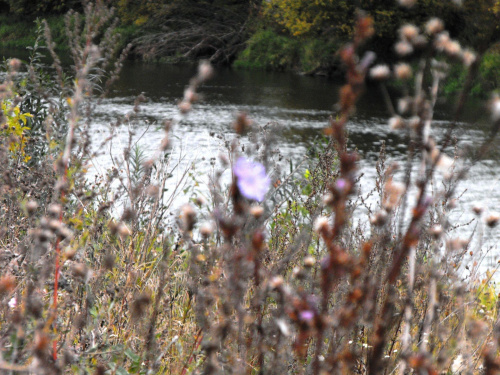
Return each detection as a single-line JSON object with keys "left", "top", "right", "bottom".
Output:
{"left": 299, "top": 310, "right": 315, "bottom": 322}
{"left": 234, "top": 157, "right": 270, "bottom": 202}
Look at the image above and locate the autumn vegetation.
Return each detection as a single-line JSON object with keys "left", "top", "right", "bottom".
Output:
{"left": 1, "top": 1, "right": 500, "bottom": 374}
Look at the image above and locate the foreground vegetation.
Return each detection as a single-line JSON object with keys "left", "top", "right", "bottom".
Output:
{"left": 2, "top": 1, "right": 500, "bottom": 374}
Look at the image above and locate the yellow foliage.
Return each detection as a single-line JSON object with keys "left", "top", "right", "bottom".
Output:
{"left": 1, "top": 99, "right": 32, "bottom": 163}
{"left": 263, "top": 0, "right": 352, "bottom": 37}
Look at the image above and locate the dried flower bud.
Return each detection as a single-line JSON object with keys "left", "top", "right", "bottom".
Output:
{"left": 472, "top": 205, "right": 484, "bottom": 216}
{"left": 57, "top": 226, "right": 74, "bottom": 241}
{"left": 322, "top": 193, "right": 334, "bottom": 206}
{"left": 180, "top": 204, "right": 196, "bottom": 232}
{"left": 461, "top": 49, "right": 476, "bottom": 67}
{"left": 64, "top": 247, "right": 77, "bottom": 260}
{"left": 389, "top": 116, "right": 405, "bottom": 130}
{"left": 72, "top": 263, "right": 88, "bottom": 280}
{"left": 313, "top": 216, "right": 330, "bottom": 234}
{"left": 408, "top": 116, "right": 421, "bottom": 130}
{"left": 183, "top": 88, "right": 198, "bottom": 103}
{"left": 178, "top": 101, "right": 192, "bottom": 114}
{"left": 369, "top": 64, "right": 391, "bottom": 80}
{"left": 394, "top": 63, "right": 412, "bottom": 80}
{"left": 199, "top": 222, "right": 213, "bottom": 237}
{"left": 428, "top": 225, "right": 443, "bottom": 239}
{"left": 435, "top": 32, "right": 450, "bottom": 51}
{"left": 26, "top": 200, "right": 39, "bottom": 215}
{"left": 370, "top": 209, "right": 388, "bottom": 226}
{"left": 425, "top": 18, "right": 444, "bottom": 35}
{"left": 233, "top": 112, "right": 253, "bottom": 134}
{"left": 269, "top": 276, "right": 284, "bottom": 289}
{"left": 400, "top": 24, "right": 419, "bottom": 41}
{"left": 304, "top": 256, "right": 316, "bottom": 267}
{"left": 145, "top": 185, "right": 159, "bottom": 197}
{"left": 0, "top": 275, "right": 15, "bottom": 295}
{"left": 490, "top": 96, "right": 500, "bottom": 122}
{"left": 383, "top": 180, "right": 405, "bottom": 211}
{"left": 118, "top": 223, "right": 132, "bottom": 238}
{"left": 444, "top": 40, "right": 462, "bottom": 57}
{"left": 398, "top": 97, "right": 412, "bottom": 114}
{"left": 250, "top": 205, "right": 264, "bottom": 218}
{"left": 198, "top": 61, "right": 214, "bottom": 81}
{"left": 395, "top": 41, "right": 414, "bottom": 56}
{"left": 486, "top": 213, "right": 500, "bottom": 228}
{"left": 48, "top": 203, "right": 62, "bottom": 218}
{"left": 194, "top": 196, "right": 206, "bottom": 207}
{"left": 447, "top": 199, "right": 457, "bottom": 209}
{"left": 8, "top": 58, "right": 21, "bottom": 72}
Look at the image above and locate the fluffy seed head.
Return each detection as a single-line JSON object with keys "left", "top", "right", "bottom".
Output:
{"left": 444, "top": 40, "right": 462, "bottom": 57}
{"left": 490, "top": 96, "right": 500, "bottom": 122}
{"left": 461, "top": 49, "right": 476, "bottom": 67}
{"left": 199, "top": 222, "right": 213, "bottom": 237}
{"left": 389, "top": 116, "right": 405, "bottom": 130}
{"left": 400, "top": 24, "right": 419, "bottom": 41}
{"left": 250, "top": 205, "right": 264, "bottom": 218}
{"left": 313, "top": 216, "right": 330, "bottom": 233}
{"left": 425, "top": 18, "right": 444, "bottom": 35}
{"left": 198, "top": 61, "right": 214, "bottom": 81}
{"left": 369, "top": 64, "right": 391, "bottom": 80}
{"left": 304, "top": 256, "right": 316, "bottom": 267}
{"left": 394, "top": 63, "right": 412, "bottom": 80}
{"left": 395, "top": 41, "right": 414, "bottom": 56}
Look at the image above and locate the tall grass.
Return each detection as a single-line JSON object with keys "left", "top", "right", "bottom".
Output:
{"left": 0, "top": 3, "right": 500, "bottom": 375}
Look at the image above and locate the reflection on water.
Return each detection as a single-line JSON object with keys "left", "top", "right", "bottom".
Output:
{"left": 2, "top": 48, "right": 500, "bottom": 278}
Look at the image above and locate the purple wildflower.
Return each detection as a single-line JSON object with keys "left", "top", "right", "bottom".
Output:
{"left": 299, "top": 310, "right": 315, "bottom": 322}
{"left": 234, "top": 157, "right": 270, "bottom": 202}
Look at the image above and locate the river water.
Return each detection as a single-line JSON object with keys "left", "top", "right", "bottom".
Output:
{"left": 3, "top": 49, "right": 500, "bottom": 278}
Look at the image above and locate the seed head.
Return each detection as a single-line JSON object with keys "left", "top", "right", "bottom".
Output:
{"left": 389, "top": 116, "right": 405, "bottom": 131}
{"left": 199, "top": 222, "right": 213, "bottom": 237}
{"left": 269, "top": 276, "right": 284, "bottom": 289}
{"left": 400, "top": 24, "right": 419, "bottom": 41}
{"left": 180, "top": 204, "right": 197, "bottom": 232}
{"left": 461, "top": 49, "right": 476, "bottom": 67}
{"left": 490, "top": 95, "right": 500, "bottom": 122}
{"left": 425, "top": 18, "right": 444, "bottom": 35}
{"left": 444, "top": 40, "right": 462, "bottom": 57}
{"left": 26, "top": 200, "right": 39, "bottom": 215}
{"left": 198, "top": 61, "right": 214, "bottom": 82}
{"left": 394, "top": 63, "right": 412, "bottom": 80}
{"left": 395, "top": 41, "right": 414, "bottom": 56}
{"left": 486, "top": 213, "right": 500, "bottom": 228}
{"left": 472, "top": 205, "right": 484, "bottom": 216}
{"left": 313, "top": 216, "right": 330, "bottom": 234}
{"left": 369, "top": 64, "right": 391, "bottom": 80}
{"left": 250, "top": 205, "right": 264, "bottom": 218}
{"left": 304, "top": 256, "right": 316, "bottom": 267}
{"left": 428, "top": 225, "right": 443, "bottom": 239}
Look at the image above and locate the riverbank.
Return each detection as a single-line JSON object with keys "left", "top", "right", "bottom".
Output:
{"left": 1, "top": 7, "right": 499, "bottom": 99}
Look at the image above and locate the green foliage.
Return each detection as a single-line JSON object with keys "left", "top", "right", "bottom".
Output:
{"left": 0, "top": 14, "right": 67, "bottom": 50}
{"left": 234, "top": 29, "right": 340, "bottom": 72}
{"left": 4, "top": 0, "right": 81, "bottom": 17}
{"left": 233, "top": 29, "right": 301, "bottom": 70}
{"left": 443, "top": 51, "right": 500, "bottom": 98}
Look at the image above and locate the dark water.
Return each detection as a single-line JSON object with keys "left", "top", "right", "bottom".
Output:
{"left": 3, "top": 48, "right": 500, "bottom": 277}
